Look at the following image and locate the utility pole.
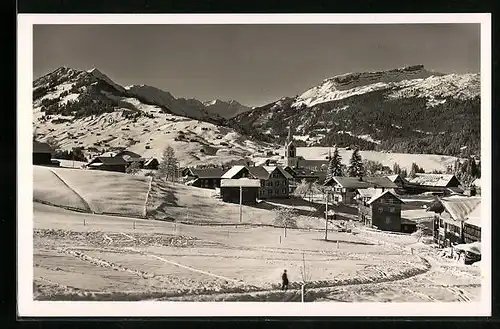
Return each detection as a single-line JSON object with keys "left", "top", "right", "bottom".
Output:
{"left": 239, "top": 185, "right": 243, "bottom": 223}
{"left": 325, "top": 191, "right": 329, "bottom": 241}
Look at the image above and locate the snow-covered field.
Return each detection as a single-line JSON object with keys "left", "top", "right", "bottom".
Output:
{"left": 34, "top": 166, "right": 151, "bottom": 217}
{"left": 33, "top": 202, "right": 481, "bottom": 302}
{"left": 288, "top": 147, "right": 458, "bottom": 172}
{"left": 32, "top": 166, "right": 481, "bottom": 302}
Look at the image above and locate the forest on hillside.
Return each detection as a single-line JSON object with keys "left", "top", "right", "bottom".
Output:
{"left": 229, "top": 89, "right": 480, "bottom": 157}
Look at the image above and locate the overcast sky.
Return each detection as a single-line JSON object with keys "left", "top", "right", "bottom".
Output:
{"left": 33, "top": 24, "right": 480, "bottom": 107}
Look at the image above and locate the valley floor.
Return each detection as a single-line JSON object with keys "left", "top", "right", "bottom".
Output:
{"left": 33, "top": 202, "right": 481, "bottom": 303}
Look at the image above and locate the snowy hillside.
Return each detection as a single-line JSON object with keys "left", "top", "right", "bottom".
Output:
{"left": 32, "top": 66, "right": 274, "bottom": 166}
{"left": 125, "top": 84, "right": 219, "bottom": 121}
{"left": 292, "top": 147, "right": 458, "bottom": 172}
{"left": 230, "top": 65, "right": 480, "bottom": 157}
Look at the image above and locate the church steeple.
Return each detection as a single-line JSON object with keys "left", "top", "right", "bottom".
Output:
{"left": 284, "top": 124, "right": 298, "bottom": 168}
{"left": 286, "top": 125, "right": 293, "bottom": 143}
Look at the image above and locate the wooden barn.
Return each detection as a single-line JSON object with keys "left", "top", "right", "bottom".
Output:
{"left": 220, "top": 178, "right": 261, "bottom": 205}
{"left": 86, "top": 156, "right": 127, "bottom": 173}
{"left": 358, "top": 190, "right": 404, "bottom": 232}
{"left": 430, "top": 196, "right": 481, "bottom": 247}
{"left": 404, "top": 174, "right": 463, "bottom": 195}
{"left": 33, "top": 141, "right": 60, "bottom": 166}
{"left": 182, "top": 167, "right": 225, "bottom": 189}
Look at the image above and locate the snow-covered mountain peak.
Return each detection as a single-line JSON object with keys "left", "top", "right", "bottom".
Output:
{"left": 293, "top": 65, "right": 478, "bottom": 108}
{"left": 87, "top": 67, "right": 126, "bottom": 93}
{"left": 203, "top": 98, "right": 251, "bottom": 119}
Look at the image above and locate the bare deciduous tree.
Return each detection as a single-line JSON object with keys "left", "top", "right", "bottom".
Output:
{"left": 126, "top": 161, "right": 142, "bottom": 175}
{"left": 273, "top": 207, "right": 297, "bottom": 238}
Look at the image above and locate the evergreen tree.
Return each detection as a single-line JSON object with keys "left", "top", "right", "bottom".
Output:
{"left": 393, "top": 162, "right": 402, "bottom": 175}
{"left": 326, "top": 147, "right": 343, "bottom": 181}
{"left": 158, "top": 145, "right": 179, "bottom": 182}
{"left": 347, "top": 149, "right": 365, "bottom": 179}
{"left": 409, "top": 162, "right": 425, "bottom": 178}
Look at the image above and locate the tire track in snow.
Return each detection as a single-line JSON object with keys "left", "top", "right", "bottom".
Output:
{"left": 147, "top": 253, "right": 243, "bottom": 284}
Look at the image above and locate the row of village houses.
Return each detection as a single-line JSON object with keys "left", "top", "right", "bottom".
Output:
{"left": 34, "top": 141, "right": 482, "bottom": 246}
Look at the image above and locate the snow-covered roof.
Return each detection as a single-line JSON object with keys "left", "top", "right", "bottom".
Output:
{"left": 356, "top": 188, "right": 380, "bottom": 198}
{"left": 439, "top": 196, "right": 481, "bottom": 223}
{"left": 406, "top": 173, "right": 458, "bottom": 187}
{"left": 325, "top": 176, "right": 397, "bottom": 189}
{"left": 454, "top": 242, "right": 481, "bottom": 255}
{"left": 220, "top": 178, "right": 261, "bottom": 188}
{"left": 221, "top": 165, "right": 247, "bottom": 179}
{"left": 367, "top": 190, "right": 404, "bottom": 205}
{"left": 248, "top": 166, "right": 271, "bottom": 180}
{"left": 263, "top": 166, "right": 294, "bottom": 179}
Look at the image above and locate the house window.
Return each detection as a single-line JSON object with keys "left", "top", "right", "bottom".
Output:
{"left": 334, "top": 196, "right": 339, "bottom": 202}
{"left": 268, "top": 189, "right": 273, "bottom": 195}
{"left": 283, "top": 189, "right": 286, "bottom": 194}
{"left": 389, "top": 207, "right": 395, "bottom": 213}
{"left": 261, "top": 181, "right": 265, "bottom": 187}
{"left": 385, "top": 217, "right": 391, "bottom": 224}
{"left": 378, "top": 207, "right": 383, "bottom": 213}
{"left": 267, "top": 181, "right": 272, "bottom": 187}
{"left": 275, "top": 189, "right": 279, "bottom": 195}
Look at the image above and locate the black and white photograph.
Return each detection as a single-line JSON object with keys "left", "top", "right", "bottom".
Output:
{"left": 17, "top": 14, "right": 491, "bottom": 317}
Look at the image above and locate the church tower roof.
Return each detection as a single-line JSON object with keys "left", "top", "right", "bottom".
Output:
{"left": 286, "top": 125, "right": 293, "bottom": 144}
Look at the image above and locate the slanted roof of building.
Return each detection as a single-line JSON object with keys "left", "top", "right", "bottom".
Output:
{"left": 406, "top": 173, "right": 459, "bottom": 187}
{"left": 220, "top": 178, "right": 261, "bottom": 188}
{"left": 357, "top": 188, "right": 380, "bottom": 198}
{"left": 125, "top": 156, "right": 147, "bottom": 162}
{"left": 465, "top": 203, "right": 481, "bottom": 227}
{"left": 248, "top": 166, "right": 271, "bottom": 180}
{"left": 116, "top": 150, "right": 142, "bottom": 158}
{"left": 387, "top": 174, "right": 406, "bottom": 183}
{"left": 364, "top": 177, "right": 398, "bottom": 188}
{"left": 263, "top": 166, "right": 294, "bottom": 180}
{"left": 472, "top": 178, "right": 481, "bottom": 188}
{"left": 33, "top": 141, "right": 54, "bottom": 154}
{"left": 326, "top": 176, "right": 397, "bottom": 188}
{"left": 144, "top": 158, "right": 158, "bottom": 166}
{"left": 401, "top": 218, "right": 417, "bottom": 225}
{"left": 439, "top": 196, "right": 481, "bottom": 222}
{"left": 101, "top": 151, "right": 119, "bottom": 157}
{"left": 367, "top": 190, "right": 404, "bottom": 205}
{"left": 221, "top": 165, "right": 247, "bottom": 179}
{"left": 89, "top": 156, "right": 128, "bottom": 165}
{"left": 191, "top": 167, "right": 225, "bottom": 179}
{"left": 447, "top": 186, "right": 464, "bottom": 194}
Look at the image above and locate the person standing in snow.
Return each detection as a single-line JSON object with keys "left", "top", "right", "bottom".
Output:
{"left": 282, "top": 269, "right": 289, "bottom": 291}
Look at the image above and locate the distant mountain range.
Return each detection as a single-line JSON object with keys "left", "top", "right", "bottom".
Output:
{"left": 228, "top": 65, "right": 480, "bottom": 157}
{"left": 33, "top": 66, "right": 251, "bottom": 121}
{"left": 32, "top": 64, "right": 480, "bottom": 159}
